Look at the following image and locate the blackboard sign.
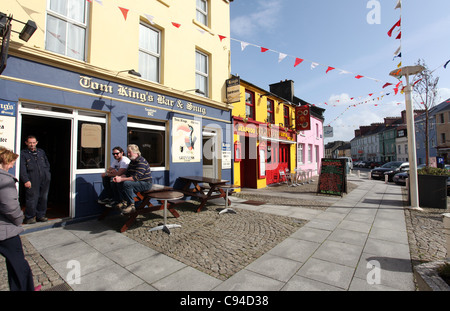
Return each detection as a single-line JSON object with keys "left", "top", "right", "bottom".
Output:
{"left": 317, "top": 158, "right": 347, "bottom": 196}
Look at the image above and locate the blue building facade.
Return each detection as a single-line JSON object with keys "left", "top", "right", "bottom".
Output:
{"left": 0, "top": 55, "right": 232, "bottom": 219}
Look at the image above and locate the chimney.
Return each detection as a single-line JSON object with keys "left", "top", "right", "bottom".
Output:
{"left": 269, "top": 80, "right": 294, "bottom": 103}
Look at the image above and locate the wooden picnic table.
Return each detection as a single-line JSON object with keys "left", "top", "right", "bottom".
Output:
{"left": 98, "top": 185, "right": 184, "bottom": 232}
{"left": 178, "top": 176, "right": 230, "bottom": 212}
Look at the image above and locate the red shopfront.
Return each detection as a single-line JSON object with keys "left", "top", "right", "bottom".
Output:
{"left": 234, "top": 118, "right": 296, "bottom": 188}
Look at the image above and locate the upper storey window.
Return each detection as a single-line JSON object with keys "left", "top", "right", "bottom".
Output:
{"left": 46, "top": 0, "right": 88, "bottom": 61}
{"left": 139, "top": 23, "right": 161, "bottom": 83}
{"left": 196, "top": 0, "right": 208, "bottom": 27}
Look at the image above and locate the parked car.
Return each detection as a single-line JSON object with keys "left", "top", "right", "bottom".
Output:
{"left": 393, "top": 171, "right": 408, "bottom": 185}
{"left": 371, "top": 161, "right": 409, "bottom": 181}
{"left": 370, "top": 161, "right": 384, "bottom": 169}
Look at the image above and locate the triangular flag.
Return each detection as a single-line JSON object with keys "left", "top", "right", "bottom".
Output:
{"left": 444, "top": 60, "right": 450, "bottom": 69}
{"left": 218, "top": 35, "right": 226, "bottom": 42}
{"left": 294, "top": 58, "right": 304, "bottom": 67}
{"left": 395, "top": 0, "right": 402, "bottom": 9}
{"left": 241, "top": 42, "right": 249, "bottom": 51}
{"left": 326, "top": 66, "right": 335, "bottom": 74}
{"left": 394, "top": 46, "right": 401, "bottom": 56}
{"left": 393, "top": 52, "right": 402, "bottom": 60}
{"left": 397, "top": 61, "right": 402, "bottom": 68}
{"left": 382, "top": 83, "right": 393, "bottom": 88}
{"left": 118, "top": 7, "right": 129, "bottom": 20}
{"left": 94, "top": 0, "right": 103, "bottom": 5}
{"left": 278, "top": 53, "right": 287, "bottom": 63}
{"left": 172, "top": 22, "right": 181, "bottom": 28}
{"left": 394, "top": 88, "right": 399, "bottom": 95}
{"left": 355, "top": 75, "right": 364, "bottom": 79}
{"left": 339, "top": 70, "right": 350, "bottom": 75}
{"left": 311, "top": 62, "right": 319, "bottom": 70}
{"left": 396, "top": 32, "right": 401, "bottom": 40}
{"left": 368, "top": 93, "right": 373, "bottom": 96}
{"left": 197, "top": 28, "right": 206, "bottom": 34}
{"left": 144, "top": 14, "right": 155, "bottom": 24}
{"left": 387, "top": 18, "right": 401, "bottom": 37}
{"left": 261, "top": 47, "right": 269, "bottom": 52}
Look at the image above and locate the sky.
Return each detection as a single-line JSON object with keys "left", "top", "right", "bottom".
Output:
{"left": 229, "top": 0, "right": 450, "bottom": 144}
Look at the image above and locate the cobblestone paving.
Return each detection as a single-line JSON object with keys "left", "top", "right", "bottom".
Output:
{"left": 122, "top": 201, "right": 305, "bottom": 280}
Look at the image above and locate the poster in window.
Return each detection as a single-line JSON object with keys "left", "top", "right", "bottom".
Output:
{"left": 81, "top": 123, "right": 102, "bottom": 148}
{"left": 172, "top": 117, "right": 201, "bottom": 163}
{"left": 0, "top": 100, "right": 16, "bottom": 151}
{"left": 258, "top": 141, "right": 267, "bottom": 179}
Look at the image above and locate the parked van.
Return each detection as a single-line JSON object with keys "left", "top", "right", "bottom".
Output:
{"left": 338, "top": 157, "right": 353, "bottom": 174}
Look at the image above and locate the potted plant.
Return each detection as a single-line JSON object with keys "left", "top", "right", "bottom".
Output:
{"left": 417, "top": 167, "right": 449, "bottom": 209}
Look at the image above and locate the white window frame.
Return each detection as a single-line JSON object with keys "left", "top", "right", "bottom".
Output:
{"left": 139, "top": 22, "right": 161, "bottom": 83}
{"left": 196, "top": 0, "right": 208, "bottom": 27}
{"left": 127, "top": 120, "right": 167, "bottom": 172}
{"left": 195, "top": 50, "right": 209, "bottom": 97}
{"left": 45, "top": 0, "right": 89, "bottom": 61}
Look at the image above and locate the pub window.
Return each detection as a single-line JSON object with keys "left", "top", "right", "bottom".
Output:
{"left": 139, "top": 23, "right": 161, "bottom": 83}
{"left": 77, "top": 121, "right": 106, "bottom": 169}
{"left": 127, "top": 119, "right": 166, "bottom": 169}
{"left": 46, "top": 0, "right": 88, "bottom": 61}
{"left": 245, "top": 90, "right": 255, "bottom": 120}
{"left": 267, "top": 99, "right": 274, "bottom": 124}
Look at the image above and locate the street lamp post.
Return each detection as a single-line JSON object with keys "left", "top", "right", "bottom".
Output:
{"left": 390, "top": 65, "right": 425, "bottom": 210}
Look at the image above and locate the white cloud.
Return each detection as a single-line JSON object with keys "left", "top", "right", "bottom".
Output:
{"left": 437, "top": 88, "right": 450, "bottom": 102}
{"left": 231, "top": 0, "right": 283, "bottom": 37}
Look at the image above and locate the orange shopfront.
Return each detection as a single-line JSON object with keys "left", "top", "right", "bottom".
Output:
{"left": 233, "top": 117, "right": 296, "bottom": 188}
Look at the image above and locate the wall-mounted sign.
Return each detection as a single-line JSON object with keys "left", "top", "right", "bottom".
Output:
{"left": 172, "top": 117, "right": 201, "bottom": 163}
{"left": 226, "top": 77, "right": 241, "bottom": 103}
{"left": 0, "top": 100, "right": 16, "bottom": 151}
{"left": 324, "top": 126, "right": 333, "bottom": 138}
{"left": 295, "top": 105, "right": 311, "bottom": 131}
{"left": 222, "top": 142, "right": 231, "bottom": 169}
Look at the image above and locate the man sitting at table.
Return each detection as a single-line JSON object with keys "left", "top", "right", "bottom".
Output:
{"left": 98, "top": 146, "right": 130, "bottom": 206}
{"left": 112, "top": 144, "right": 152, "bottom": 214}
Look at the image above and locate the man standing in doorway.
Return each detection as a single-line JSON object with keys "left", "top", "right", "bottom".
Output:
{"left": 113, "top": 144, "right": 152, "bottom": 214}
{"left": 20, "top": 135, "right": 51, "bottom": 224}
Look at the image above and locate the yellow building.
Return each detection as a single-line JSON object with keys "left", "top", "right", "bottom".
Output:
{"left": 0, "top": 0, "right": 233, "bottom": 219}
{"left": 232, "top": 78, "right": 298, "bottom": 189}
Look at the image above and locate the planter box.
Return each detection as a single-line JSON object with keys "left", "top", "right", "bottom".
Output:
{"left": 418, "top": 174, "right": 448, "bottom": 209}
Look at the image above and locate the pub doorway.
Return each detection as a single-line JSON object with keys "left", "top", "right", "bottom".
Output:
{"left": 19, "top": 115, "right": 71, "bottom": 219}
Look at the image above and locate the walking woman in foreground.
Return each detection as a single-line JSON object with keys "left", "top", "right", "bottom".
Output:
{"left": 0, "top": 146, "right": 37, "bottom": 291}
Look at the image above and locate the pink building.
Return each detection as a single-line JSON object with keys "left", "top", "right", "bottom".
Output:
{"left": 296, "top": 114, "right": 325, "bottom": 176}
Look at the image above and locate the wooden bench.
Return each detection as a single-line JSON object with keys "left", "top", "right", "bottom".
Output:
{"left": 98, "top": 185, "right": 186, "bottom": 232}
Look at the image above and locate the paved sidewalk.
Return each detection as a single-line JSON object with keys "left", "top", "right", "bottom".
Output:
{"left": 23, "top": 176, "right": 415, "bottom": 291}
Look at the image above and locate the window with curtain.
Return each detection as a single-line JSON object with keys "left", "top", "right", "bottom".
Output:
{"left": 46, "top": 0, "right": 88, "bottom": 61}
{"left": 196, "top": 50, "right": 209, "bottom": 97}
{"left": 139, "top": 23, "right": 160, "bottom": 83}
{"left": 196, "top": 0, "right": 208, "bottom": 27}
{"left": 245, "top": 90, "right": 255, "bottom": 120}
